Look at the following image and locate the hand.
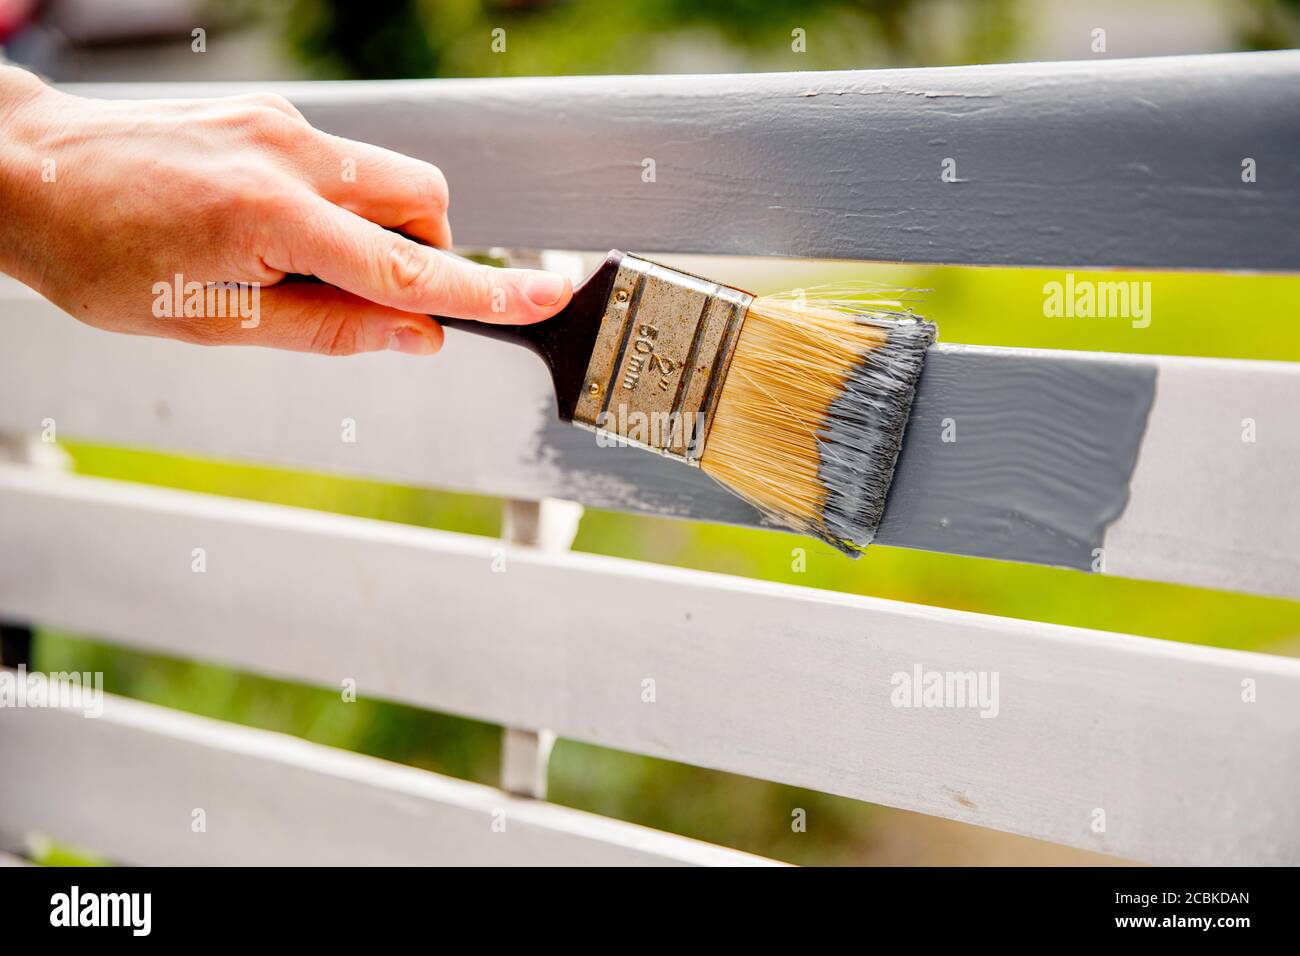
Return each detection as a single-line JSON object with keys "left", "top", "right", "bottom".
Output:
{"left": 0, "top": 66, "right": 573, "bottom": 355}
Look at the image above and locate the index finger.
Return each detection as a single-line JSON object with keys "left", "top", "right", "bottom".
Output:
{"left": 263, "top": 195, "right": 571, "bottom": 323}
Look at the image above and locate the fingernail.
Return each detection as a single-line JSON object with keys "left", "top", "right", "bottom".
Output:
{"left": 387, "top": 327, "right": 437, "bottom": 355}
{"left": 522, "top": 272, "right": 567, "bottom": 307}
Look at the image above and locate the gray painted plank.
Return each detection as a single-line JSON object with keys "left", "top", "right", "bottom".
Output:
{"left": 2, "top": 287, "right": 1297, "bottom": 595}
{"left": 66, "top": 51, "right": 1300, "bottom": 271}
{"left": 3, "top": 466, "right": 1299, "bottom": 864}
{"left": 0, "top": 690, "right": 777, "bottom": 866}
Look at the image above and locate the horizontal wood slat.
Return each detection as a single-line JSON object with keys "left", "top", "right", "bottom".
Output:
{"left": 3, "top": 286, "right": 1297, "bottom": 596}
{"left": 2, "top": 466, "right": 1298, "bottom": 864}
{"left": 65, "top": 52, "right": 1300, "bottom": 271}
{"left": 0, "top": 689, "right": 774, "bottom": 866}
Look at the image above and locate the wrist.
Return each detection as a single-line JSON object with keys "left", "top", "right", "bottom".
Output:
{"left": 0, "top": 66, "right": 61, "bottom": 285}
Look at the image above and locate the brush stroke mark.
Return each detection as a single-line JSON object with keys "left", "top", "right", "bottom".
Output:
{"left": 533, "top": 404, "right": 762, "bottom": 524}
{"left": 875, "top": 345, "right": 1156, "bottom": 569}
{"left": 532, "top": 344, "right": 1156, "bottom": 570}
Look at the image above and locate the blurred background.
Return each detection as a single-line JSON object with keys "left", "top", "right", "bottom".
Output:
{"left": 2, "top": 0, "right": 1300, "bottom": 80}
{"left": 3, "top": 0, "right": 1299, "bottom": 866}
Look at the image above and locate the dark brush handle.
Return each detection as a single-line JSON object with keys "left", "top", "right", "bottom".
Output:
{"left": 436, "top": 251, "right": 623, "bottom": 421}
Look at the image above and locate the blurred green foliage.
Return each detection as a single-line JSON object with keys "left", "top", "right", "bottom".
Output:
{"left": 262, "top": 0, "right": 1023, "bottom": 78}
{"left": 1237, "top": 0, "right": 1300, "bottom": 48}
{"left": 253, "top": 0, "right": 1300, "bottom": 81}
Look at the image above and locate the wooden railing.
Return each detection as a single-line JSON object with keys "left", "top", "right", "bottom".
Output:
{"left": 1, "top": 51, "right": 1298, "bottom": 866}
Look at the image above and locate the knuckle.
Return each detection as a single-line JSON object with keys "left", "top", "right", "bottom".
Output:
{"left": 242, "top": 106, "right": 308, "bottom": 147}
{"left": 420, "top": 164, "right": 450, "bottom": 212}
{"left": 311, "top": 310, "right": 363, "bottom": 356}
{"left": 384, "top": 240, "right": 438, "bottom": 299}
{"left": 241, "top": 91, "right": 303, "bottom": 119}
{"left": 264, "top": 92, "right": 303, "bottom": 118}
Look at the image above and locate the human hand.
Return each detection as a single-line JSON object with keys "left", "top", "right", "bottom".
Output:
{"left": 0, "top": 66, "right": 572, "bottom": 355}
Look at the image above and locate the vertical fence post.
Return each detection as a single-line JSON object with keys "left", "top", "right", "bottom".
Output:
{"left": 498, "top": 498, "right": 582, "bottom": 799}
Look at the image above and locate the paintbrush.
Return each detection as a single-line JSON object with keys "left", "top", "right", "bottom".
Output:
{"left": 438, "top": 251, "right": 936, "bottom": 555}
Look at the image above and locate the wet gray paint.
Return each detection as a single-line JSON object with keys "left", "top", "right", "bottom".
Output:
{"left": 874, "top": 346, "right": 1156, "bottom": 569}
{"left": 70, "top": 51, "right": 1300, "bottom": 271}
{"left": 535, "top": 345, "right": 1156, "bottom": 570}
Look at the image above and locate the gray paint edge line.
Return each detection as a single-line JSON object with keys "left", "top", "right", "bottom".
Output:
{"left": 1099, "top": 355, "right": 1300, "bottom": 599}
{"left": 66, "top": 50, "right": 1300, "bottom": 271}
{"left": 876, "top": 346, "right": 1156, "bottom": 570}
{"left": 532, "top": 343, "right": 1157, "bottom": 572}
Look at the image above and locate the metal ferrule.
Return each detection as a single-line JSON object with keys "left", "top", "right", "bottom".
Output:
{"left": 571, "top": 255, "right": 753, "bottom": 465}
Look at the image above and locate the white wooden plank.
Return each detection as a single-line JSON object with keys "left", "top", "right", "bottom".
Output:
{"left": 2, "top": 466, "right": 1298, "bottom": 864}
{"left": 2, "top": 288, "right": 1297, "bottom": 595}
{"left": 1103, "top": 356, "right": 1300, "bottom": 597}
{"left": 0, "top": 689, "right": 775, "bottom": 866}
{"left": 64, "top": 52, "right": 1300, "bottom": 271}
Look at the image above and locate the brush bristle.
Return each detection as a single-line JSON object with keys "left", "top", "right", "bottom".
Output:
{"left": 699, "top": 296, "right": 936, "bottom": 555}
